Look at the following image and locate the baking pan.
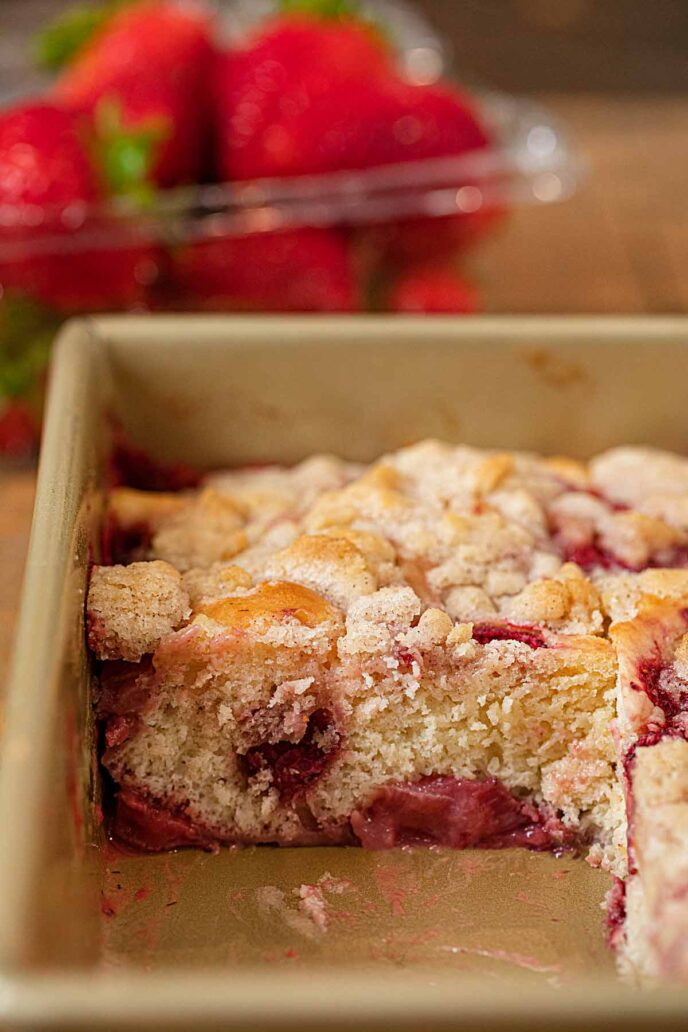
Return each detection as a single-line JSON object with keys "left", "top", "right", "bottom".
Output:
{"left": 2, "top": 315, "right": 688, "bottom": 1031}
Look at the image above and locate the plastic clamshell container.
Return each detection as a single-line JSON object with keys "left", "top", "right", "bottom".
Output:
{"left": 0, "top": 0, "right": 578, "bottom": 258}
{"left": 3, "top": 315, "right": 688, "bottom": 1031}
{"left": 1, "top": 92, "right": 577, "bottom": 259}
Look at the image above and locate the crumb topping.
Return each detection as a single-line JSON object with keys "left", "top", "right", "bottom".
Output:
{"left": 87, "top": 439, "right": 688, "bottom": 968}
{"left": 88, "top": 560, "right": 190, "bottom": 662}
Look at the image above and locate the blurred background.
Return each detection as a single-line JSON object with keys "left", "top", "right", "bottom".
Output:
{"left": 1, "top": 0, "right": 686, "bottom": 314}
{"left": 4, "top": 0, "right": 688, "bottom": 97}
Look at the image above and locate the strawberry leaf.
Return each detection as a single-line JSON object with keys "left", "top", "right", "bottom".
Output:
{"left": 0, "top": 292, "right": 58, "bottom": 400}
{"left": 33, "top": 1, "right": 129, "bottom": 72}
{"left": 91, "top": 98, "right": 167, "bottom": 204}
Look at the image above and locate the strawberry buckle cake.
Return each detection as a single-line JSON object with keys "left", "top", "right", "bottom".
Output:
{"left": 87, "top": 441, "right": 688, "bottom": 981}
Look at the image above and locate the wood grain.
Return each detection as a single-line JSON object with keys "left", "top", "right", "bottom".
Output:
{"left": 1, "top": 93, "right": 687, "bottom": 682}
{"left": 474, "top": 95, "right": 688, "bottom": 313}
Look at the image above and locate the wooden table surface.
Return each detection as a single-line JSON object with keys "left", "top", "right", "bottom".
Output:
{"left": 1, "top": 93, "right": 687, "bottom": 684}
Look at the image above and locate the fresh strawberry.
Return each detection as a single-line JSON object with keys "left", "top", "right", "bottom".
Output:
{"left": 388, "top": 266, "right": 481, "bottom": 314}
{"left": 171, "top": 228, "right": 358, "bottom": 312}
{"left": 0, "top": 101, "right": 98, "bottom": 212}
{"left": 53, "top": 2, "right": 216, "bottom": 187}
{"left": 216, "top": 3, "right": 497, "bottom": 264}
{"left": 215, "top": 12, "right": 392, "bottom": 181}
{"left": 234, "top": 76, "right": 488, "bottom": 180}
{"left": 0, "top": 101, "right": 158, "bottom": 312}
{"left": 16, "top": 236, "right": 161, "bottom": 314}
{"left": 216, "top": 1, "right": 488, "bottom": 177}
{"left": 268, "top": 77, "right": 494, "bottom": 263}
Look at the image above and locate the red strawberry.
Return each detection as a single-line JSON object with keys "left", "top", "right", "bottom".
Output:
{"left": 270, "top": 77, "right": 494, "bottom": 263}
{"left": 216, "top": 6, "right": 497, "bottom": 265}
{"left": 17, "top": 236, "right": 161, "bottom": 314}
{"left": 0, "top": 101, "right": 97, "bottom": 210}
{"left": 0, "top": 101, "right": 157, "bottom": 312}
{"left": 364, "top": 204, "right": 508, "bottom": 275}
{"left": 235, "top": 77, "right": 489, "bottom": 180}
{"left": 54, "top": 2, "right": 215, "bottom": 187}
{"left": 215, "top": 14, "right": 392, "bottom": 181}
{"left": 216, "top": 8, "right": 488, "bottom": 179}
{"left": 171, "top": 228, "right": 358, "bottom": 312}
{"left": 388, "top": 266, "right": 481, "bottom": 314}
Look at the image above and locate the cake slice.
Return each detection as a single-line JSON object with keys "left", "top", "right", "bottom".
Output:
{"left": 90, "top": 562, "right": 622, "bottom": 859}
{"left": 87, "top": 442, "right": 688, "bottom": 980}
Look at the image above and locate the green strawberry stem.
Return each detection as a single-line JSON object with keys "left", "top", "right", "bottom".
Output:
{"left": 91, "top": 98, "right": 167, "bottom": 204}
{"left": 278, "top": 0, "right": 386, "bottom": 48}
{"left": 33, "top": 1, "right": 131, "bottom": 72}
{"left": 279, "top": 0, "right": 362, "bottom": 19}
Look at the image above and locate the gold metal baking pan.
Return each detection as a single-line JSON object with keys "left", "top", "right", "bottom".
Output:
{"left": 2, "top": 315, "right": 688, "bottom": 1030}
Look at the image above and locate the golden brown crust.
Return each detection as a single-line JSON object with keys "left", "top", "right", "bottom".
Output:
{"left": 262, "top": 534, "right": 377, "bottom": 610}
{"left": 600, "top": 570, "right": 688, "bottom": 624}
{"left": 182, "top": 563, "right": 253, "bottom": 607}
{"left": 152, "top": 489, "right": 247, "bottom": 571}
{"left": 108, "top": 486, "right": 188, "bottom": 530}
{"left": 194, "top": 580, "right": 341, "bottom": 631}
{"left": 503, "top": 563, "right": 604, "bottom": 633}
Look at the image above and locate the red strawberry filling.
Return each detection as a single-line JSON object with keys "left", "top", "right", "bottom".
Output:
{"left": 242, "top": 708, "right": 340, "bottom": 803}
{"left": 96, "top": 656, "right": 156, "bottom": 722}
{"left": 104, "top": 714, "right": 139, "bottom": 749}
{"left": 100, "top": 512, "right": 152, "bottom": 566}
{"left": 606, "top": 876, "right": 627, "bottom": 948}
{"left": 622, "top": 657, "right": 688, "bottom": 878}
{"left": 559, "top": 540, "right": 627, "bottom": 572}
{"left": 561, "top": 539, "right": 688, "bottom": 575}
{"left": 632, "top": 657, "right": 688, "bottom": 721}
{"left": 471, "top": 623, "right": 547, "bottom": 649}
{"left": 394, "top": 644, "right": 421, "bottom": 672}
{"left": 108, "top": 431, "right": 201, "bottom": 492}
{"left": 112, "top": 790, "right": 218, "bottom": 852}
{"left": 351, "top": 776, "right": 567, "bottom": 851}
{"left": 630, "top": 627, "right": 688, "bottom": 726}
